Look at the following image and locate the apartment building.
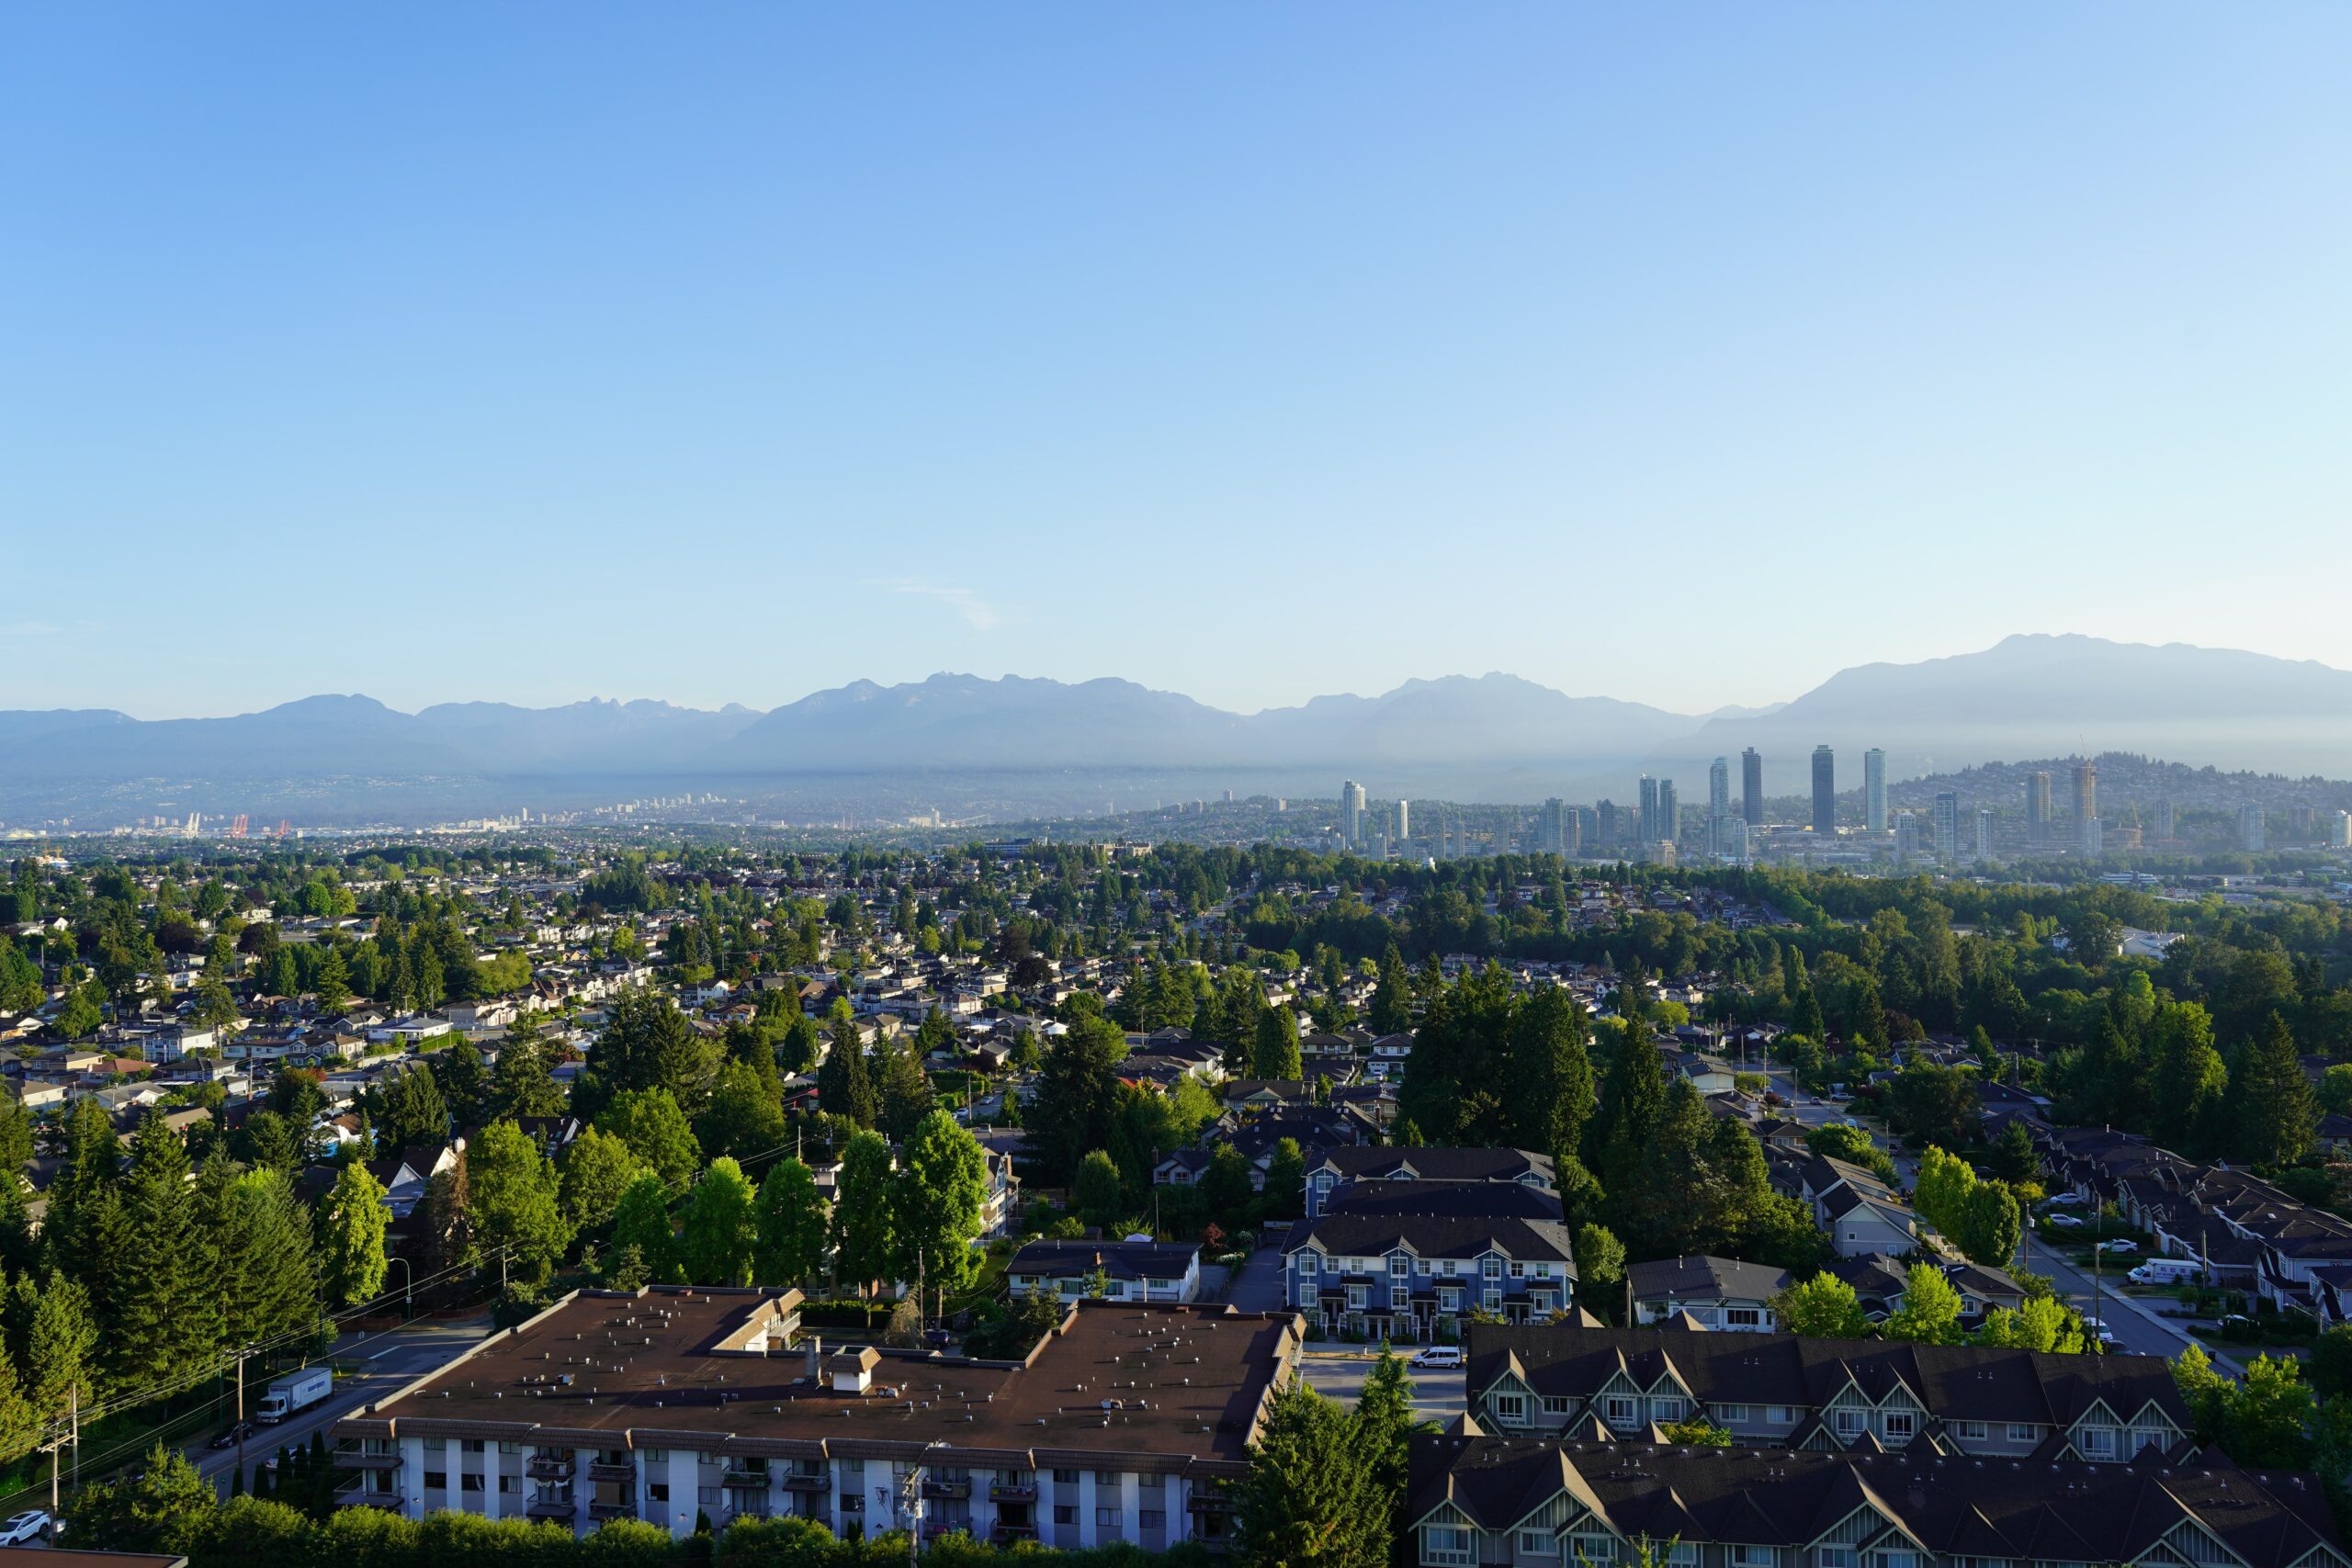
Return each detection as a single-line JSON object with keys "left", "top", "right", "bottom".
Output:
{"left": 1303, "top": 1146, "right": 1557, "bottom": 1219}
{"left": 334, "top": 1288, "right": 1301, "bottom": 1549}
{"left": 1463, "top": 1325, "right": 2188, "bottom": 1462}
{"left": 1405, "top": 1435, "right": 2346, "bottom": 1568}
{"left": 1283, "top": 1214, "right": 1577, "bottom": 1341}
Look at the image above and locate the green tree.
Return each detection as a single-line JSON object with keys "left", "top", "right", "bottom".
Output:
{"left": 609, "top": 1172, "right": 683, "bottom": 1285}
{"left": 2235, "top": 1012, "right": 2318, "bottom": 1166}
{"left": 468, "top": 1120, "right": 571, "bottom": 1286}
{"left": 1505, "top": 987, "right": 1594, "bottom": 1157}
{"left": 20, "top": 1270, "right": 96, "bottom": 1427}
{"left": 1251, "top": 1007, "right": 1303, "bottom": 1080}
{"left": 1884, "top": 1262, "right": 1965, "bottom": 1345}
{"left": 108, "top": 1112, "right": 214, "bottom": 1390}
{"left": 437, "top": 1042, "right": 488, "bottom": 1128}
{"left": 1261, "top": 1138, "right": 1306, "bottom": 1223}
{"left": 816, "top": 1028, "right": 877, "bottom": 1128}
{"left": 1367, "top": 945, "right": 1414, "bottom": 1036}
{"left": 1236, "top": 1382, "right": 1389, "bottom": 1568}
{"left": 874, "top": 1034, "right": 935, "bottom": 1145}
{"left": 696, "top": 1059, "right": 786, "bottom": 1163}
{"left": 1074, "top": 1149, "right": 1125, "bottom": 1233}
{"left": 596, "top": 1088, "right": 702, "bottom": 1188}
{"left": 483, "top": 1028, "right": 567, "bottom": 1122}
{"left": 893, "top": 1111, "right": 990, "bottom": 1314}
{"left": 830, "top": 1131, "right": 897, "bottom": 1300}
{"left": 556, "top": 1125, "right": 645, "bottom": 1234}
{"left": 1353, "top": 1345, "right": 1433, "bottom": 1507}
{"left": 1772, "top": 1272, "right": 1870, "bottom": 1339}
{"left": 371, "top": 1063, "right": 448, "bottom": 1150}
{"left": 753, "top": 1158, "right": 829, "bottom": 1286}
{"left": 1573, "top": 1224, "right": 1627, "bottom": 1319}
{"left": 1027, "top": 1014, "right": 1127, "bottom": 1182}
{"left": 320, "top": 1159, "right": 390, "bottom": 1307}
{"left": 1953, "top": 1179, "right": 2024, "bottom": 1268}
{"left": 219, "top": 1168, "right": 320, "bottom": 1348}
{"left": 65, "top": 1442, "right": 215, "bottom": 1552}
{"left": 680, "top": 1157, "right": 759, "bottom": 1286}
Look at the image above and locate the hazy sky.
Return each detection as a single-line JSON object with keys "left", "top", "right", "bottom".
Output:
{"left": 6, "top": 5, "right": 2348, "bottom": 720}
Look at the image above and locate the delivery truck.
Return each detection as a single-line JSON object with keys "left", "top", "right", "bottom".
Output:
{"left": 257, "top": 1367, "right": 333, "bottom": 1423}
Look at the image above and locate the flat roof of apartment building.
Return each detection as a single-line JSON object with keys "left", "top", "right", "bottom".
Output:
{"left": 336, "top": 1287, "right": 1303, "bottom": 1475}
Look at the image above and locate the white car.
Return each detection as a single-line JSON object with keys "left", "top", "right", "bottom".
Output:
{"left": 1409, "top": 1347, "right": 1464, "bottom": 1370}
{"left": 0, "top": 1511, "right": 51, "bottom": 1545}
{"left": 2095, "top": 1240, "right": 2139, "bottom": 1255}
{"left": 2043, "top": 1213, "right": 2084, "bottom": 1228}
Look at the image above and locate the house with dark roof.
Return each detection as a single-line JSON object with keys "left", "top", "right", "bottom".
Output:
{"left": 1403, "top": 1434, "right": 2346, "bottom": 1568}
{"left": 1305, "top": 1146, "right": 1555, "bottom": 1219}
{"left": 1283, "top": 1214, "right": 1577, "bottom": 1341}
{"left": 1625, "top": 1255, "right": 1792, "bottom": 1331}
{"left": 1463, "top": 1324, "right": 2190, "bottom": 1463}
{"left": 1007, "top": 1239, "right": 1201, "bottom": 1303}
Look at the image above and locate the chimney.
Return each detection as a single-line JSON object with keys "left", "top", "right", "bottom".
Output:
{"left": 805, "top": 1333, "right": 823, "bottom": 1381}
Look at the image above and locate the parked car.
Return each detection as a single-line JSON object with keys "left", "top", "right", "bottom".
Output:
{"left": 1410, "top": 1347, "right": 1464, "bottom": 1370}
{"left": 0, "top": 1511, "right": 51, "bottom": 1545}
{"left": 2078, "top": 1315, "right": 2120, "bottom": 1346}
{"left": 2095, "top": 1240, "right": 2139, "bottom": 1255}
{"left": 2044, "top": 1213, "right": 2084, "bottom": 1228}
{"left": 209, "top": 1419, "right": 256, "bottom": 1450}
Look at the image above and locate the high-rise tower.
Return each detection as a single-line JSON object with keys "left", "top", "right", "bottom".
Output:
{"left": 1811, "top": 746, "right": 1836, "bottom": 836}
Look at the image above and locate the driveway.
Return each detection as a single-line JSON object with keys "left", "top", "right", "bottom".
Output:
{"left": 1227, "top": 1246, "right": 1287, "bottom": 1312}
{"left": 1298, "top": 1351, "right": 1465, "bottom": 1426}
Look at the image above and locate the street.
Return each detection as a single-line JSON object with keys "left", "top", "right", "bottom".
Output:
{"left": 194, "top": 1317, "right": 492, "bottom": 1495}
{"left": 1297, "top": 1352, "right": 1466, "bottom": 1427}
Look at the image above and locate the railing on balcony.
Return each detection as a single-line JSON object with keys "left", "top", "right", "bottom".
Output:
{"left": 990, "top": 1521, "right": 1040, "bottom": 1543}
{"left": 722, "top": 1468, "right": 772, "bottom": 1489}
{"left": 527, "top": 1454, "right": 576, "bottom": 1480}
{"left": 526, "top": 1497, "right": 578, "bottom": 1520}
{"left": 779, "top": 1472, "right": 827, "bottom": 1493}
{"left": 587, "top": 1461, "right": 635, "bottom": 1482}
{"left": 333, "top": 1474, "right": 401, "bottom": 1509}
{"left": 334, "top": 1449, "right": 402, "bottom": 1470}
{"left": 988, "top": 1483, "right": 1038, "bottom": 1502}
{"left": 589, "top": 1499, "right": 637, "bottom": 1522}
{"left": 922, "top": 1478, "right": 970, "bottom": 1500}
{"left": 1187, "top": 1492, "right": 1236, "bottom": 1513}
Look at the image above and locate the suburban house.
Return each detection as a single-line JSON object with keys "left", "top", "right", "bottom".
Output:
{"left": 1283, "top": 1214, "right": 1577, "bottom": 1341}
{"left": 1402, "top": 1434, "right": 2346, "bottom": 1568}
{"left": 1624, "top": 1255, "right": 1791, "bottom": 1331}
{"left": 1462, "top": 1324, "right": 2190, "bottom": 1462}
{"left": 1006, "top": 1240, "right": 1202, "bottom": 1304}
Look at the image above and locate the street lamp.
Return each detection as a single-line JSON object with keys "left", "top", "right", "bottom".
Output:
{"left": 387, "top": 1257, "right": 413, "bottom": 1319}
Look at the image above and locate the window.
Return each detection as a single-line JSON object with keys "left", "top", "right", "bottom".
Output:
{"left": 1347, "top": 1285, "right": 1369, "bottom": 1310}
{"left": 1392, "top": 1284, "right": 1410, "bottom": 1308}
{"left": 1141, "top": 1509, "right": 1165, "bottom": 1529}
{"left": 1732, "top": 1550, "right": 1779, "bottom": 1568}
{"left": 1883, "top": 1411, "right": 1915, "bottom": 1441}
{"left": 1605, "top": 1395, "right": 1638, "bottom": 1427}
{"left": 1571, "top": 1531, "right": 1622, "bottom": 1564}
{"left": 1768, "top": 1405, "right": 1796, "bottom": 1424}
{"left": 1821, "top": 1550, "right": 1856, "bottom": 1568}
{"left": 1667, "top": 1546, "right": 1699, "bottom": 1568}
{"left": 1299, "top": 1253, "right": 1318, "bottom": 1276}
{"left": 1094, "top": 1471, "right": 1117, "bottom": 1486}
{"left": 498, "top": 1441, "right": 524, "bottom": 1455}
{"left": 1054, "top": 1506, "right": 1076, "bottom": 1525}
{"left": 1482, "top": 1256, "right": 1503, "bottom": 1280}
{"left": 1492, "top": 1393, "right": 1527, "bottom": 1425}
{"left": 1869, "top": 1553, "right": 1919, "bottom": 1568}
{"left": 649, "top": 1483, "right": 670, "bottom": 1504}
{"left": 460, "top": 1474, "right": 483, "bottom": 1493}
{"left": 2078, "top": 1427, "right": 2117, "bottom": 1458}
{"left": 499, "top": 1476, "right": 519, "bottom": 1495}
{"left": 1953, "top": 1421, "right": 1988, "bottom": 1441}
{"left": 1835, "top": 1408, "right": 1866, "bottom": 1437}
{"left": 1725, "top": 1307, "right": 1762, "bottom": 1327}
{"left": 1717, "top": 1404, "right": 1751, "bottom": 1424}
{"left": 462, "top": 1439, "right": 485, "bottom": 1454}
{"left": 1510, "top": 1260, "right": 1527, "bottom": 1279}
{"left": 1053, "top": 1469, "right": 1080, "bottom": 1484}
{"left": 2007, "top": 1423, "right": 2036, "bottom": 1442}
{"left": 1425, "top": 1526, "right": 1475, "bottom": 1567}
{"left": 1653, "top": 1397, "right": 1688, "bottom": 1422}
{"left": 424, "top": 1471, "right": 448, "bottom": 1490}
{"left": 645, "top": 1449, "right": 670, "bottom": 1463}
{"left": 1520, "top": 1529, "right": 1559, "bottom": 1554}
{"left": 698, "top": 1486, "right": 720, "bottom": 1506}
{"left": 1542, "top": 1396, "right": 1576, "bottom": 1416}
{"left": 1416, "top": 1258, "right": 1432, "bottom": 1276}
{"left": 1096, "top": 1506, "right": 1123, "bottom": 1526}
{"left": 1391, "top": 1254, "right": 1409, "bottom": 1276}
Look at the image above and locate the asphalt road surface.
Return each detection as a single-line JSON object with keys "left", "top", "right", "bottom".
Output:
{"left": 1297, "top": 1352, "right": 1467, "bottom": 1427}
{"left": 193, "top": 1317, "right": 493, "bottom": 1495}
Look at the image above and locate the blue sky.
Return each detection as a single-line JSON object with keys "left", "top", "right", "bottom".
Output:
{"left": 5, "top": 4, "right": 2347, "bottom": 719}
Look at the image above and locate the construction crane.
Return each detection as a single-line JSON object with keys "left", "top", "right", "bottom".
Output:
{"left": 229, "top": 815, "right": 249, "bottom": 838}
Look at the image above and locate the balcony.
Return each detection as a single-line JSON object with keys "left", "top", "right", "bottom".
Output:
{"left": 526, "top": 1455, "right": 576, "bottom": 1480}
{"left": 1187, "top": 1492, "right": 1236, "bottom": 1514}
{"left": 922, "top": 1478, "right": 970, "bottom": 1500}
{"left": 779, "top": 1473, "right": 827, "bottom": 1494}
{"left": 587, "top": 1461, "right": 635, "bottom": 1483}
{"left": 526, "top": 1497, "right": 578, "bottom": 1521}
{"left": 333, "top": 1475, "right": 401, "bottom": 1509}
{"left": 722, "top": 1468, "right": 773, "bottom": 1490}
{"left": 991, "top": 1522, "right": 1040, "bottom": 1543}
{"left": 589, "top": 1500, "right": 637, "bottom": 1522}
{"left": 335, "top": 1449, "right": 402, "bottom": 1471}
{"left": 988, "top": 1483, "right": 1037, "bottom": 1503}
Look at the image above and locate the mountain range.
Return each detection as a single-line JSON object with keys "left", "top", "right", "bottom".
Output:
{"left": 9, "top": 635, "right": 2352, "bottom": 824}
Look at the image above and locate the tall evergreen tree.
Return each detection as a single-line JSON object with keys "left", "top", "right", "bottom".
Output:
{"left": 752, "top": 1158, "right": 829, "bottom": 1287}
{"left": 1367, "top": 945, "right": 1415, "bottom": 1036}
{"left": 1505, "top": 987, "right": 1594, "bottom": 1156}
{"left": 220, "top": 1168, "right": 320, "bottom": 1347}
{"left": 816, "top": 1030, "right": 877, "bottom": 1128}
{"left": 108, "top": 1112, "right": 214, "bottom": 1392}
{"left": 1588, "top": 1022, "right": 1668, "bottom": 1208}
{"left": 319, "top": 1160, "right": 390, "bottom": 1308}
{"left": 1251, "top": 1006, "right": 1304, "bottom": 1080}
{"left": 2236, "top": 1011, "right": 2319, "bottom": 1166}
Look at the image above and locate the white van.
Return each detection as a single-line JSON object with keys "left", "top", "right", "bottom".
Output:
{"left": 2128, "top": 1258, "right": 2199, "bottom": 1286}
